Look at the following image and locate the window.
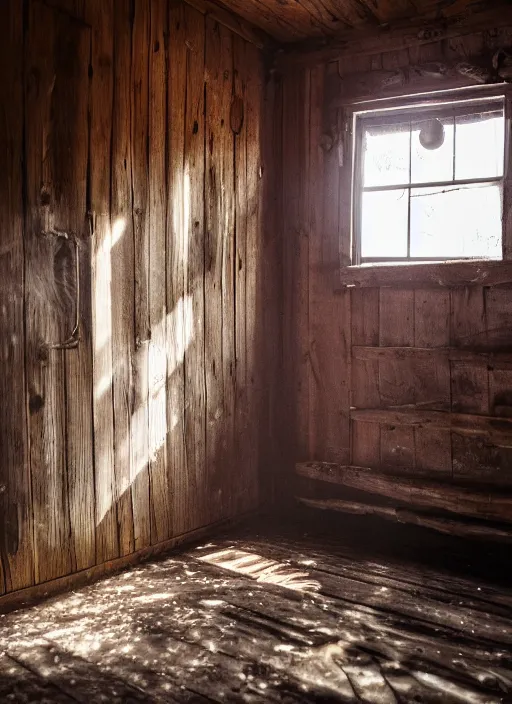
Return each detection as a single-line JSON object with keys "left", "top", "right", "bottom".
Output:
{"left": 353, "top": 95, "right": 507, "bottom": 263}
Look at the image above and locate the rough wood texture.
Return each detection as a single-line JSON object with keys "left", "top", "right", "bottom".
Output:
{"left": 298, "top": 497, "right": 512, "bottom": 542}
{"left": 340, "top": 261, "right": 512, "bottom": 289}
{"left": 352, "top": 408, "right": 512, "bottom": 445}
{"left": 1, "top": 517, "right": 512, "bottom": 702}
{"left": 25, "top": 1, "right": 91, "bottom": 584}
{"left": 276, "top": 1, "right": 512, "bottom": 66}
{"left": 0, "top": 0, "right": 274, "bottom": 600}
{"left": 216, "top": 0, "right": 510, "bottom": 45}
{"left": 0, "top": 0, "right": 34, "bottom": 595}
{"left": 296, "top": 462, "right": 512, "bottom": 523}
{"left": 277, "top": 13, "right": 512, "bottom": 503}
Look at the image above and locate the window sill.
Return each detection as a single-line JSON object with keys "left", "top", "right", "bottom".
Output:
{"left": 338, "top": 259, "right": 512, "bottom": 289}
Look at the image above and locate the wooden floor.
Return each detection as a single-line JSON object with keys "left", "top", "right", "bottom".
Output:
{"left": 1, "top": 512, "right": 512, "bottom": 703}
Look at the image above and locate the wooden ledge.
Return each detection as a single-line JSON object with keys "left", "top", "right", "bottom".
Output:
{"left": 297, "top": 497, "right": 512, "bottom": 543}
{"left": 296, "top": 462, "right": 512, "bottom": 524}
{"left": 338, "top": 260, "right": 512, "bottom": 289}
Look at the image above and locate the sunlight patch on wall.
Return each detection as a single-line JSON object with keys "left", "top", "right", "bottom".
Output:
{"left": 111, "top": 216, "right": 127, "bottom": 247}
{"left": 95, "top": 294, "right": 194, "bottom": 524}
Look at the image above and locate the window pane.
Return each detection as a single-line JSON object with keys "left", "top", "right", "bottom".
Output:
{"left": 410, "top": 183, "right": 502, "bottom": 259}
{"left": 363, "top": 123, "right": 410, "bottom": 187}
{"left": 361, "top": 189, "right": 409, "bottom": 258}
{"left": 455, "top": 110, "right": 505, "bottom": 180}
{"left": 411, "top": 117, "right": 454, "bottom": 183}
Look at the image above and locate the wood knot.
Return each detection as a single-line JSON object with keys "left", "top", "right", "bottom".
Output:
{"left": 29, "top": 394, "right": 44, "bottom": 415}
{"left": 230, "top": 96, "right": 244, "bottom": 135}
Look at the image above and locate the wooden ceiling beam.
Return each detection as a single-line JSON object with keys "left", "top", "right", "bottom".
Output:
{"left": 184, "top": 0, "right": 275, "bottom": 49}
{"left": 275, "top": 1, "right": 512, "bottom": 69}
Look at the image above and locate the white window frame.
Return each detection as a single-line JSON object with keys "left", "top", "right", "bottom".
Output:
{"left": 350, "top": 86, "right": 512, "bottom": 265}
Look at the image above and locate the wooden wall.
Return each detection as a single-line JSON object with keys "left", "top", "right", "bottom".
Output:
{"left": 0, "top": 0, "right": 279, "bottom": 601}
{"left": 277, "top": 21, "right": 512, "bottom": 493}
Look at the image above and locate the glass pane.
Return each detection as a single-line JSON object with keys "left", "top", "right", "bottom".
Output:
{"left": 455, "top": 110, "right": 505, "bottom": 180}
{"left": 411, "top": 117, "right": 454, "bottom": 183}
{"left": 363, "top": 123, "right": 410, "bottom": 187}
{"left": 361, "top": 189, "right": 409, "bottom": 258}
{"left": 410, "top": 183, "right": 502, "bottom": 259}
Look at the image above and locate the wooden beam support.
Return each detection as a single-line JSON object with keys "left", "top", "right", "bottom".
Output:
{"left": 275, "top": 2, "right": 512, "bottom": 69}
{"left": 184, "top": 0, "right": 273, "bottom": 49}
{"left": 296, "top": 462, "right": 512, "bottom": 524}
{"left": 338, "top": 260, "right": 512, "bottom": 289}
{"left": 353, "top": 346, "right": 512, "bottom": 368}
{"left": 297, "top": 497, "right": 512, "bottom": 543}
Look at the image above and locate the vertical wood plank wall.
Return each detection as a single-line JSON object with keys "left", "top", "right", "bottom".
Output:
{"left": 279, "top": 23, "right": 512, "bottom": 488}
{"left": 0, "top": 0, "right": 278, "bottom": 600}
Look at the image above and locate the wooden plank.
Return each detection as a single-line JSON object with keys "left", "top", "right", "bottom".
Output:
{"left": 452, "top": 434, "right": 512, "bottom": 484}
{"left": 260, "top": 69, "right": 284, "bottom": 502}
{"left": 352, "top": 408, "right": 512, "bottom": 447}
{"left": 148, "top": 0, "right": 171, "bottom": 544}
{"left": 166, "top": 0, "right": 187, "bottom": 537}
{"left": 451, "top": 286, "right": 487, "bottom": 349}
{"left": 296, "top": 462, "right": 512, "bottom": 523}
{"left": 0, "top": 0, "right": 33, "bottom": 594}
{"left": 205, "top": 17, "right": 235, "bottom": 523}
{"left": 485, "top": 288, "right": 512, "bottom": 350}
{"left": 0, "top": 653, "right": 76, "bottom": 703}
{"left": 25, "top": 0, "right": 76, "bottom": 583}
{"left": 379, "top": 289, "right": 416, "bottom": 471}
{"left": 244, "top": 40, "right": 264, "bottom": 509}
{"left": 86, "top": 0, "right": 119, "bottom": 564}
{"left": 181, "top": 4, "right": 207, "bottom": 533}
{"left": 307, "top": 62, "right": 325, "bottom": 460}
{"left": 260, "top": 62, "right": 282, "bottom": 505}
{"left": 379, "top": 289, "right": 414, "bottom": 348}
{"left": 414, "top": 289, "right": 450, "bottom": 348}
{"left": 298, "top": 497, "right": 512, "bottom": 542}
{"left": 297, "top": 69, "right": 311, "bottom": 461}
{"left": 7, "top": 643, "right": 152, "bottom": 704}
{"left": 353, "top": 347, "right": 512, "bottom": 367}
{"left": 233, "top": 35, "right": 250, "bottom": 514}
{"left": 451, "top": 362, "right": 489, "bottom": 415}
{"left": 351, "top": 289, "right": 380, "bottom": 467}
{"left": 220, "top": 22, "right": 236, "bottom": 521}
{"left": 131, "top": 0, "right": 151, "bottom": 551}
{"left": 111, "top": 0, "right": 135, "bottom": 557}
{"left": 185, "top": 0, "right": 271, "bottom": 48}
{"left": 57, "top": 14, "right": 95, "bottom": 575}
{"left": 309, "top": 62, "right": 351, "bottom": 463}
{"left": 281, "top": 69, "right": 302, "bottom": 471}
{"left": 339, "top": 261, "right": 512, "bottom": 289}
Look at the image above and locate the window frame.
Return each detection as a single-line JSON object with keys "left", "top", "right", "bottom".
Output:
{"left": 350, "top": 86, "right": 512, "bottom": 266}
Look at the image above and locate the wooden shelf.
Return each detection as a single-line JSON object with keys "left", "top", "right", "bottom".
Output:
{"left": 297, "top": 497, "right": 512, "bottom": 542}
{"left": 296, "top": 462, "right": 512, "bottom": 524}
{"left": 338, "top": 260, "right": 512, "bottom": 289}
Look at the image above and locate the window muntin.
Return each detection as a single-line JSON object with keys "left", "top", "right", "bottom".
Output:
{"left": 354, "top": 98, "right": 506, "bottom": 263}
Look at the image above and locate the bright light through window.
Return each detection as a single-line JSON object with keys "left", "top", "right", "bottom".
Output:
{"left": 355, "top": 97, "right": 506, "bottom": 263}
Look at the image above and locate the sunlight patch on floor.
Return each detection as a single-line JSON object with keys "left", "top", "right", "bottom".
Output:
{"left": 197, "top": 547, "right": 321, "bottom": 592}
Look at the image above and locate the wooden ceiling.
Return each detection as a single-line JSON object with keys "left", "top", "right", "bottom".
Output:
{"left": 214, "top": 0, "right": 504, "bottom": 43}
